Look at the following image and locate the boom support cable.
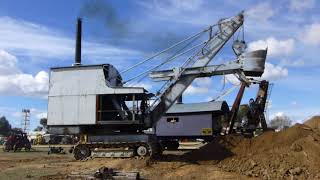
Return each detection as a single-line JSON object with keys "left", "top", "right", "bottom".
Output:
{"left": 124, "top": 40, "right": 208, "bottom": 84}
{"left": 120, "top": 29, "right": 209, "bottom": 74}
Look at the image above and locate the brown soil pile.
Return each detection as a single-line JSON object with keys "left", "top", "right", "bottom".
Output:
{"left": 304, "top": 116, "right": 320, "bottom": 132}
{"left": 184, "top": 123, "right": 320, "bottom": 180}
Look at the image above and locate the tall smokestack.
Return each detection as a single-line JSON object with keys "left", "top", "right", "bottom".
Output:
{"left": 74, "top": 18, "right": 82, "bottom": 65}
{"left": 177, "top": 95, "right": 183, "bottom": 104}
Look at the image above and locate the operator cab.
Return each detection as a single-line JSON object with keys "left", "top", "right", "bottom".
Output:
{"left": 47, "top": 64, "right": 150, "bottom": 134}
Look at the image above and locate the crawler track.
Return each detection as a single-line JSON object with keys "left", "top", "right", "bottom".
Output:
{"left": 73, "top": 138, "right": 162, "bottom": 160}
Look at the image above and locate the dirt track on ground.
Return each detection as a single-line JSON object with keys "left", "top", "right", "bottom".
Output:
{"left": 1, "top": 116, "right": 319, "bottom": 180}
{"left": 0, "top": 149, "right": 250, "bottom": 180}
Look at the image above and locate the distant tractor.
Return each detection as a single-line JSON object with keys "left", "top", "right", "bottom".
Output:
{"left": 3, "top": 130, "right": 31, "bottom": 152}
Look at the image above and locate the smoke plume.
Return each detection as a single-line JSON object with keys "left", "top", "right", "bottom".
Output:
{"left": 79, "top": 0, "right": 128, "bottom": 36}
{"left": 79, "top": 0, "right": 184, "bottom": 52}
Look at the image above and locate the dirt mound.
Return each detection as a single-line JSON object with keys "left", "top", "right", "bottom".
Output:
{"left": 304, "top": 116, "right": 320, "bottom": 132}
{"left": 182, "top": 135, "right": 241, "bottom": 163}
{"left": 185, "top": 124, "right": 320, "bottom": 179}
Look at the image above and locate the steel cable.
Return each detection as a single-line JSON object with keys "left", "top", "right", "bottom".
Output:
{"left": 124, "top": 39, "right": 207, "bottom": 84}
{"left": 120, "top": 29, "right": 209, "bottom": 75}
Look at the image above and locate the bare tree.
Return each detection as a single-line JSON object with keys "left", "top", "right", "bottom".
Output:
{"left": 269, "top": 115, "right": 292, "bottom": 130}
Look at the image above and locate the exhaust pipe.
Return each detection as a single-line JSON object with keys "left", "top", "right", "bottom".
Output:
{"left": 177, "top": 95, "right": 183, "bottom": 104}
{"left": 74, "top": 18, "right": 82, "bottom": 66}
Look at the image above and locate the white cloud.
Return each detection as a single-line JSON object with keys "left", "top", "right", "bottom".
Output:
{"left": 269, "top": 111, "right": 290, "bottom": 123}
{"left": 184, "top": 77, "right": 212, "bottom": 95}
{"left": 0, "top": 16, "right": 140, "bottom": 62}
{"left": 12, "top": 108, "right": 47, "bottom": 120}
{"left": 185, "top": 85, "right": 208, "bottom": 95}
{"left": 224, "top": 62, "right": 288, "bottom": 85}
{"left": 261, "top": 62, "right": 288, "bottom": 81}
{"left": 0, "top": 16, "right": 144, "bottom": 96}
{"left": 137, "top": 0, "right": 216, "bottom": 26}
{"left": 0, "top": 106, "right": 48, "bottom": 129}
{"left": 194, "top": 77, "right": 212, "bottom": 86}
{"left": 0, "top": 49, "right": 20, "bottom": 75}
{"left": 225, "top": 74, "right": 241, "bottom": 86}
{"left": 289, "top": 0, "right": 315, "bottom": 12}
{"left": 267, "top": 100, "right": 272, "bottom": 109}
{"left": 30, "top": 108, "right": 46, "bottom": 119}
{"left": 147, "top": 0, "right": 204, "bottom": 16}
{"left": 248, "top": 37, "right": 295, "bottom": 57}
{"left": 11, "top": 111, "right": 21, "bottom": 119}
{"left": 301, "top": 23, "right": 320, "bottom": 46}
{"left": 167, "top": 0, "right": 204, "bottom": 12}
{"left": 0, "top": 107, "right": 21, "bottom": 127}
{"left": 269, "top": 107, "right": 320, "bottom": 124}
{"left": 0, "top": 49, "right": 48, "bottom": 96}
{"left": 291, "top": 101, "right": 298, "bottom": 106}
{"left": 34, "top": 112, "right": 47, "bottom": 119}
{"left": 275, "top": 112, "right": 285, "bottom": 117}
{"left": 280, "top": 59, "right": 304, "bottom": 67}
{"left": 246, "top": 2, "right": 275, "bottom": 22}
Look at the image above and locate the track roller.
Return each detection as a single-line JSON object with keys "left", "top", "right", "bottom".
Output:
{"left": 147, "top": 139, "right": 163, "bottom": 159}
{"left": 74, "top": 144, "right": 91, "bottom": 160}
{"left": 136, "top": 145, "right": 148, "bottom": 157}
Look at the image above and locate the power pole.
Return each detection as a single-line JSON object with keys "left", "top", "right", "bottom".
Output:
{"left": 22, "top": 109, "right": 30, "bottom": 133}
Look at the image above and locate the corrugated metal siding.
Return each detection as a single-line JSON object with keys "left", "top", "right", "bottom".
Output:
{"left": 47, "top": 65, "right": 146, "bottom": 126}
{"left": 47, "top": 95, "right": 96, "bottom": 125}
{"left": 49, "top": 67, "right": 144, "bottom": 97}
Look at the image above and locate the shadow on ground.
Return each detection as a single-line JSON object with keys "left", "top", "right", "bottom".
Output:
{"left": 157, "top": 140, "right": 234, "bottom": 164}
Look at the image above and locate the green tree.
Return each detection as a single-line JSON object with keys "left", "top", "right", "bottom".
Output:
{"left": 0, "top": 116, "right": 12, "bottom": 135}
{"left": 34, "top": 126, "right": 43, "bottom": 131}
{"left": 40, "top": 118, "right": 47, "bottom": 128}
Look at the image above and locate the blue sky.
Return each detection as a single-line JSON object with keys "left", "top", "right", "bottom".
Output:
{"left": 0, "top": 0, "right": 319, "bottom": 131}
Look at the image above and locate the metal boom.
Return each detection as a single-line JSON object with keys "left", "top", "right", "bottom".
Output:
{"left": 145, "top": 12, "right": 245, "bottom": 127}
